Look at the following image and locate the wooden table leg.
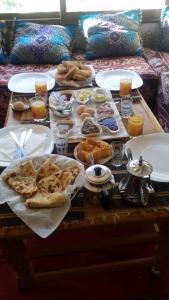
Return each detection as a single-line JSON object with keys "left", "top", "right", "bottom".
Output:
{"left": 152, "top": 221, "right": 169, "bottom": 276}
{"left": 0, "top": 238, "right": 33, "bottom": 289}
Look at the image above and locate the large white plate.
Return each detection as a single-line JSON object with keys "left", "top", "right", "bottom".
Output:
{"left": 125, "top": 133, "right": 169, "bottom": 182}
{"left": 0, "top": 124, "right": 54, "bottom": 167}
{"left": 95, "top": 69, "right": 143, "bottom": 91}
{"left": 8, "top": 72, "right": 55, "bottom": 93}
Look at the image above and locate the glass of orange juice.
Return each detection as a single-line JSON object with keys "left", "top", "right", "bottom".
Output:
{"left": 30, "top": 96, "right": 47, "bottom": 122}
{"left": 35, "top": 81, "right": 48, "bottom": 104}
{"left": 128, "top": 115, "right": 144, "bottom": 137}
{"left": 120, "top": 79, "right": 132, "bottom": 97}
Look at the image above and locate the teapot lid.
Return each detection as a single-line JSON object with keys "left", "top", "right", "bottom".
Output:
{"left": 127, "top": 156, "right": 153, "bottom": 177}
{"left": 85, "top": 164, "right": 112, "bottom": 185}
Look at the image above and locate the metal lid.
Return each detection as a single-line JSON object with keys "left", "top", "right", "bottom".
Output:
{"left": 127, "top": 156, "right": 153, "bottom": 178}
{"left": 85, "top": 164, "right": 112, "bottom": 185}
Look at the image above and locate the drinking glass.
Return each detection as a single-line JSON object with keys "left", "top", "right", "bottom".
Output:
{"left": 30, "top": 96, "right": 47, "bottom": 122}
{"left": 35, "top": 81, "right": 48, "bottom": 104}
{"left": 111, "top": 141, "right": 124, "bottom": 168}
{"left": 128, "top": 115, "right": 144, "bottom": 137}
{"left": 120, "top": 79, "right": 132, "bottom": 97}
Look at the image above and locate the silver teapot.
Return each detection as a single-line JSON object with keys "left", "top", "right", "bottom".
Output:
{"left": 119, "top": 149, "right": 155, "bottom": 206}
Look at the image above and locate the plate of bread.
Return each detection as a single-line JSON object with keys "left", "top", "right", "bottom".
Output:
{"left": 55, "top": 61, "right": 95, "bottom": 88}
{"left": 74, "top": 138, "right": 112, "bottom": 165}
{"left": 0, "top": 155, "right": 84, "bottom": 238}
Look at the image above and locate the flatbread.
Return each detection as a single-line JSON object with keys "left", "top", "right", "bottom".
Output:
{"left": 3, "top": 160, "right": 37, "bottom": 197}
{"left": 25, "top": 192, "right": 65, "bottom": 208}
{"left": 37, "top": 158, "right": 61, "bottom": 181}
{"left": 37, "top": 172, "right": 62, "bottom": 193}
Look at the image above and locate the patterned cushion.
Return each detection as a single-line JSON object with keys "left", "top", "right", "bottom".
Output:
{"left": 141, "top": 23, "right": 160, "bottom": 50}
{"left": 0, "top": 21, "right": 7, "bottom": 64}
{"left": 159, "top": 6, "right": 169, "bottom": 52}
{"left": 9, "top": 21, "right": 76, "bottom": 64}
{"left": 79, "top": 9, "right": 143, "bottom": 60}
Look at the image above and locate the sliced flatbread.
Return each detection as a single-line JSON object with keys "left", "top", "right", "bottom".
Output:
{"left": 3, "top": 160, "right": 37, "bottom": 197}
{"left": 25, "top": 192, "right": 66, "bottom": 208}
{"left": 37, "top": 158, "right": 61, "bottom": 181}
{"left": 37, "top": 172, "right": 62, "bottom": 193}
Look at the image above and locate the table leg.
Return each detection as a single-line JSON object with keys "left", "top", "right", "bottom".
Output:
{"left": 152, "top": 221, "right": 169, "bottom": 276}
{"left": 0, "top": 238, "right": 33, "bottom": 289}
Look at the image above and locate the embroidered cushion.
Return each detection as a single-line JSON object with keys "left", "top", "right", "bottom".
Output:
{"left": 9, "top": 21, "right": 76, "bottom": 64}
{"left": 0, "top": 21, "right": 7, "bottom": 64}
{"left": 159, "top": 6, "right": 169, "bottom": 52}
{"left": 79, "top": 9, "right": 143, "bottom": 60}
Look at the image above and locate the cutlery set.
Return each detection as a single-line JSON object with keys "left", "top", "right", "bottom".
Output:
{"left": 9, "top": 128, "right": 33, "bottom": 159}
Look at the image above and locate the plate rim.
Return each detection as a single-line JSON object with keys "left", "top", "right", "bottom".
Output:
{"left": 95, "top": 69, "right": 143, "bottom": 91}
{"left": 8, "top": 72, "right": 55, "bottom": 93}
{"left": 125, "top": 133, "right": 169, "bottom": 182}
{"left": 0, "top": 124, "right": 54, "bottom": 167}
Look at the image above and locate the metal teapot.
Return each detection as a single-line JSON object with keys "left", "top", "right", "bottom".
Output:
{"left": 84, "top": 164, "right": 115, "bottom": 210}
{"left": 118, "top": 148, "right": 155, "bottom": 206}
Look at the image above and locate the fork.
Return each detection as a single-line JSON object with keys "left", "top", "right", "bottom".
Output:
{"left": 14, "top": 131, "right": 27, "bottom": 159}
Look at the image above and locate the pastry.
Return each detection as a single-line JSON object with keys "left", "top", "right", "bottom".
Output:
{"left": 25, "top": 192, "right": 66, "bottom": 208}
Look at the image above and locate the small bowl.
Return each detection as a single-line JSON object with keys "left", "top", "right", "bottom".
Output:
{"left": 74, "top": 89, "right": 92, "bottom": 104}
{"left": 92, "top": 88, "right": 112, "bottom": 103}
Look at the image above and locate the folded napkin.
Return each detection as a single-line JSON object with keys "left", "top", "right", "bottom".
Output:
{"left": 0, "top": 128, "right": 47, "bottom": 163}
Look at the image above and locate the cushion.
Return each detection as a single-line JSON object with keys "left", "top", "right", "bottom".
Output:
{"left": 141, "top": 23, "right": 160, "bottom": 50}
{"left": 0, "top": 21, "right": 7, "bottom": 64}
{"left": 9, "top": 21, "right": 76, "bottom": 64}
{"left": 159, "top": 6, "right": 169, "bottom": 52}
{"left": 79, "top": 9, "right": 143, "bottom": 60}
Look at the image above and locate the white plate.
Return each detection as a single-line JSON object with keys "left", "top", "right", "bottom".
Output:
{"left": 8, "top": 72, "right": 55, "bottom": 93}
{"left": 95, "top": 69, "right": 143, "bottom": 91}
{"left": 125, "top": 133, "right": 169, "bottom": 182}
{"left": 0, "top": 124, "right": 54, "bottom": 167}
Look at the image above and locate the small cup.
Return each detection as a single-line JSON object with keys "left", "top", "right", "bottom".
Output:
{"left": 121, "top": 96, "right": 133, "bottom": 118}
{"left": 111, "top": 141, "right": 124, "bottom": 168}
{"left": 128, "top": 115, "right": 144, "bottom": 137}
{"left": 120, "top": 79, "right": 132, "bottom": 97}
{"left": 30, "top": 96, "right": 47, "bottom": 122}
{"left": 55, "top": 137, "right": 68, "bottom": 155}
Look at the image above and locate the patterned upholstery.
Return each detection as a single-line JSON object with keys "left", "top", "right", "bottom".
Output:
{"left": 9, "top": 21, "right": 76, "bottom": 64}
{"left": 79, "top": 10, "right": 143, "bottom": 60}
{"left": 144, "top": 48, "right": 169, "bottom": 132}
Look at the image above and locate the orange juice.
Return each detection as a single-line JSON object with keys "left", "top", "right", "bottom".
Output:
{"left": 120, "top": 79, "right": 132, "bottom": 97}
{"left": 128, "top": 115, "right": 144, "bottom": 137}
{"left": 31, "top": 100, "right": 47, "bottom": 120}
{"left": 35, "top": 81, "right": 47, "bottom": 96}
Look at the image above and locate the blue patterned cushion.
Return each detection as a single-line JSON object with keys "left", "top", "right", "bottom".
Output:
{"left": 0, "top": 21, "right": 7, "bottom": 64}
{"left": 79, "top": 9, "right": 143, "bottom": 60}
{"left": 9, "top": 21, "right": 76, "bottom": 64}
{"left": 159, "top": 6, "right": 169, "bottom": 52}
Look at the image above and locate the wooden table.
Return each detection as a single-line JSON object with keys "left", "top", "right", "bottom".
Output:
{"left": 1, "top": 90, "right": 169, "bottom": 289}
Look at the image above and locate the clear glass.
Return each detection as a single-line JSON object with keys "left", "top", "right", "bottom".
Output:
{"left": 121, "top": 97, "right": 133, "bottom": 119}
{"left": 111, "top": 141, "right": 124, "bottom": 168}
{"left": 35, "top": 81, "right": 48, "bottom": 104}
{"left": 128, "top": 115, "right": 144, "bottom": 137}
{"left": 30, "top": 96, "right": 47, "bottom": 122}
{"left": 120, "top": 79, "right": 132, "bottom": 97}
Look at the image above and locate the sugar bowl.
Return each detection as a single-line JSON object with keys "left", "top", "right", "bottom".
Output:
{"left": 84, "top": 164, "right": 115, "bottom": 210}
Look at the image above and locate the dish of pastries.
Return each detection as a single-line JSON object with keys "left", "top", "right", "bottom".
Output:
{"left": 74, "top": 138, "right": 112, "bottom": 165}
{"left": 3, "top": 158, "right": 80, "bottom": 209}
{"left": 55, "top": 61, "right": 92, "bottom": 86}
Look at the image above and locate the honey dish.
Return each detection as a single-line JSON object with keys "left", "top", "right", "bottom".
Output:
{"left": 11, "top": 95, "right": 31, "bottom": 111}
{"left": 81, "top": 117, "right": 102, "bottom": 137}
{"left": 74, "top": 138, "right": 112, "bottom": 165}
{"left": 92, "top": 88, "right": 112, "bottom": 103}
{"left": 98, "top": 117, "right": 119, "bottom": 134}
